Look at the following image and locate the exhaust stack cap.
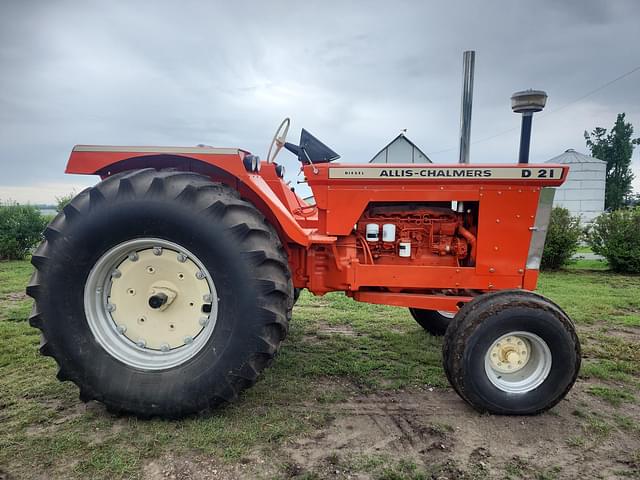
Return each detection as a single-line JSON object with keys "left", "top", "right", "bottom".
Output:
{"left": 511, "top": 89, "right": 548, "bottom": 114}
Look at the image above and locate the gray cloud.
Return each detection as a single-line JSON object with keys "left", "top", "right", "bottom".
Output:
{"left": 1, "top": 0, "right": 639, "bottom": 202}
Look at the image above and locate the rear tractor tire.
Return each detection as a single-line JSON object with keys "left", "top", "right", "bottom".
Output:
{"left": 27, "top": 169, "right": 293, "bottom": 418}
{"left": 442, "top": 290, "right": 580, "bottom": 415}
{"left": 408, "top": 308, "right": 454, "bottom": 336}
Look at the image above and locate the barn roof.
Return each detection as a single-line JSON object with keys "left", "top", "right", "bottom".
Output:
{"left": 545, "top": 148, "right": 605, "bottom": 164}
{"left": 369, "top": 133, "right": 432, "bottom": 163}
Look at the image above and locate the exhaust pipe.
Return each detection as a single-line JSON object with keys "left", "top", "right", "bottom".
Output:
{"left": 458, "top": 50, "right": 475, "bottom": 164}
{"left": 511, "top": 89, "right": 548, "bottom": 164}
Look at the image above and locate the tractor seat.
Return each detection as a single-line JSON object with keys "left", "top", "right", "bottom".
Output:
{"left": 284, "top": 129, "right": 340, "bottom": 164}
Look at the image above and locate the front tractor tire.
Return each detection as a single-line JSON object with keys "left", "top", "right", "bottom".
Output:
{"left": 27, "top": 169, "right": 292, "bottom": 418}
{"left": 442, "top": 290, "right": 580, "bottom": 415}
{"left": 408, "top": 308, "right": 454, "bottom": 336}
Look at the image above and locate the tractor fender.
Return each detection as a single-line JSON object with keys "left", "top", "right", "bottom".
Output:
{"left": 65, "top": 146, "right": 311, "bottom": 246}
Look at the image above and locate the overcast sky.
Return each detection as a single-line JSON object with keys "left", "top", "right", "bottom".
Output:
{"left": 1, "top": 0, "right": 639, "bottom": 203}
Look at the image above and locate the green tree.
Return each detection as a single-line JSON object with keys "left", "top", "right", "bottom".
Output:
{"left": 584, "top": 113, "right": 639, "bottom": 211}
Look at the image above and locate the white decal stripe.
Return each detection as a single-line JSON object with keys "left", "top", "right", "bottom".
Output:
{"left": 73, "top": 145, "right": 240, "bottom": 155}
{"left": 328, "top": 167, "right": 564, "bottom": 180}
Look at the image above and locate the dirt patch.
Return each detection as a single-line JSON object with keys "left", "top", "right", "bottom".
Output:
{"left": 598, "top": 325, "right": 640, "bottom": 344}
{"left": 0, "top": 468, "right": 14, "bottom": 480}
{"left": 143, "top": 381, "right": 640, "bottom": 479}
{"left": 281, "top": 383, "right": 639, "bottom": 478}
{"left": 302, "top": 322, "right": 361, "bottom": 343}
{"left": 3, "top": 292, "right": 27, "bottom": 302}
{"left": 143, "top": 453, "right": 278, "bottom": 480}
{"left": 582, "top": 321, "right": 640, "bottom": 340}
{"left": 24, "top": 401, "right": 116, "bottom": 439}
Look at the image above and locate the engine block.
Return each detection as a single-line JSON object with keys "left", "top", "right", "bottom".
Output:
{"left": 356, "top": 205, "right": 472, "bottom": 267}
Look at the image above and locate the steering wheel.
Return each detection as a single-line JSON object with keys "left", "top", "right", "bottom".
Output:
{"left": 266, "top": 118, "right": 290, "bottom": 163}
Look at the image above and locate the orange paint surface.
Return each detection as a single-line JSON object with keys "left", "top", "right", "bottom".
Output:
{"left": 66, "top": 147, "right": 567, "bottom": 309}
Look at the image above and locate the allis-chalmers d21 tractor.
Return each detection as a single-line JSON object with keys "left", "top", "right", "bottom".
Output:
{"left": 27, "top": 112, "right": 580, "bottom": 418}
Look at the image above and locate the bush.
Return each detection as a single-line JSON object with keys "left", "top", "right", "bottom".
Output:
{"left": 587, "top": 207, "right": 640, "bottom": 273}
{"left": 56, "top": 192, "right": 75, "bottom": 213}
{"left": 0, "top": 203, "right": 48, "bottom": 260}
{"left": 541, "top": 207, "right": 582, "bottom": 270}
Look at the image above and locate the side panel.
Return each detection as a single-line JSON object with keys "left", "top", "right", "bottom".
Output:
{"left": 474, "top": 186, "right": 540, "bottom": 278}
{"left": 299, "top": 163, "right": 569, "bottom": 297}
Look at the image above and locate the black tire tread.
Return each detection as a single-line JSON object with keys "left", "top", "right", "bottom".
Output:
{"left": 442, "top": 290, "right": 580, "bottom": 414}
{"left": 27, "top": 169, "right": 293, "bottom": 417}
{"left": 442, "top": 290, "right": 570, "bottom": 399}
{"left": 408, "top": 308, "right": 451, "bottom": 336}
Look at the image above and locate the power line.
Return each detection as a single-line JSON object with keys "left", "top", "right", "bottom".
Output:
{"left": 541, "top": 64, "right": 640, "bottom": 117}
{"left": 426, "top": 63, "right": 640, "bottom": 157}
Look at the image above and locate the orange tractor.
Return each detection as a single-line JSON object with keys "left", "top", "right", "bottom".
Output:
{"left": 27, "top": 72, "right": 580, "bottom": 418}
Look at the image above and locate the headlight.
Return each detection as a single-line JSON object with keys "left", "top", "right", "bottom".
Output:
{"left": 243, "top": 155, "right": 261, "bottom": 173}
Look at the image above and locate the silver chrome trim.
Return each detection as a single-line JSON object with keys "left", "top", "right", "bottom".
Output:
{"left": 526, "top": 187, "right": 556, "bottom": 270}
{"left": 458, "top": 50, "right": 475, "bottom": 164}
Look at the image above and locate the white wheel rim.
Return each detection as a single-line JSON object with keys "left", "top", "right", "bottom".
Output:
{"left": 484, "top": 331, "right": 552, "bottom": 394}
{"left": 84, "top": 238, "right": 218, "bottom": 370}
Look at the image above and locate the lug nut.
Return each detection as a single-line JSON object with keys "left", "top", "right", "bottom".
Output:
{"left": 111, "top": 270, "right": 122, "bottom": 279}
{"left": 106, "top": 303, "right": 116, "bottom": 312}
{"left": 153, "top": 247, "right": 162, "bottom": 256}
{"left": 199, "top": 317, "right": 209, "bottom": 327}
{"left": 195, "top": 271, "right": 205, "bottom": 280}
{"left": 184, "top": 336, "right": 194, "bottom": 345}
{"left": 117, "top": 325, "right": 127, "bottom": 334}
{"left": 160, "top": 343, "right": 170, "bottom": 352}
{"left": 128, "top": 252, "right": 139, "bottom": 262}
{"left": 136, "top": 339, "right": 146, "bottom": 348}
{"left": 203, "top": 294, "right": 213, "bottom": 302}
{"left": 177, "top": 253, "right": 187, "bottom": 263}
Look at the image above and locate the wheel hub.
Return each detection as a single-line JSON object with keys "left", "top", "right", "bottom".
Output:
{"left": 108, "top": 248, "right": 211, "bottom": 351}
{"left": 484, "top": 330, "right": 552, "bottom": 394}
{"left": 85, "top": 238, "right": 218, "bottom": 370}
{"left": 488, "top": 335, "right": 530, "bottom": 374}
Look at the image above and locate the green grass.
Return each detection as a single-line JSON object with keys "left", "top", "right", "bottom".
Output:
{"left": 538, "top": 260, "right": 640, "bottom": 325}
{"left": 613, "top": 414, "right": 639, "bottom": 432}
{"left": 1, "top": 258, "right": 640, "bottom": 479}
{"left": 587, "top": 385, "right": 635, "bottom": 407}
{"left": 0, "top": 259, "right": 33, "bottom": 322}
{"left": 566, "top": 435, "right": 585, "bottom": 447}
{"left": 503, "top": 457, "right": 562, "bottom": 480}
